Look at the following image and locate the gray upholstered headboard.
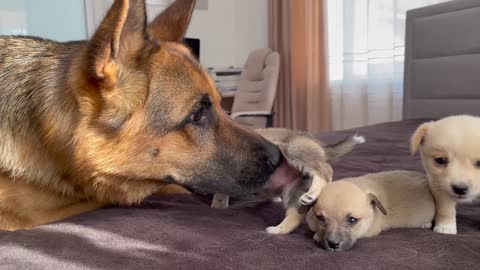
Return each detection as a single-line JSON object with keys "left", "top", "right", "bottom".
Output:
{"left": 403, "top": 0, "right": 480, "bottom": 119}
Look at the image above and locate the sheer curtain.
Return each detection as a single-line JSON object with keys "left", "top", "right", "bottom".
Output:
{"left": 328, "top": 0, "right": 449, "bottom": 130}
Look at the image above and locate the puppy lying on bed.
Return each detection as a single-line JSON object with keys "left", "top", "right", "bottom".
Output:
{"left": 306, "top": 171, "right": 435, "bottom": 251}
{"left": 212, "top": 128, "right": 365, "bottom": 235}
{"left": 411, "top": 115, "right": 480, "bottom": 234}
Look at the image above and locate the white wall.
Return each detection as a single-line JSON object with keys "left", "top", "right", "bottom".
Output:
{"left": 0, "top": 0, "right": 87, "bottom": 41}
{"left": 151, "top": 0, "right": 268, "bottom": 68}
{"left": 87, "top": 0, "right": 269, "bottom": 68}
{"left": 232, "top": 0, "right": 269, "bottom": 68}
{"left": 176, "top": 0, "right": 238, "bottom": 68}
{"left": 0, "top": 0, "right": 268, "bottom": 67}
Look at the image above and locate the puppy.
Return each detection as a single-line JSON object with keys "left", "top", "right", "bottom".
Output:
{"left": 212, "top": 128, "right": 365, "bottom": 235}
{"left": 306, "top": 171, "right": 435, "bottom": 251}
{"left": 411, "top": 115, "right": 480, "bottom": 234}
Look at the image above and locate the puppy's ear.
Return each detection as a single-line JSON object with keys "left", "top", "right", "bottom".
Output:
{"left": 87, "top": 0, "right": 147, "bottom": 90}
{"left": 410, "top": 122, "right": 432, "bottom": 155}
{"left": 368, "top": 193, "right": 387, "bottom": 216}
{"left": 146, "top": 0, "right": 196, "bottom": 42}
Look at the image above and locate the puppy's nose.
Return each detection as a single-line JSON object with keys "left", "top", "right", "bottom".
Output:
{"left": 452, "top": 184, "right": 469, "bottom": 196}
{"left": 327, "top": 240, "right": 341, "bottom": 250}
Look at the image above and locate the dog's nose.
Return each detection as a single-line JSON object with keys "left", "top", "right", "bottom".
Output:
{"left": 262, "top": 139, "right": 282, "bottom": 172}
{"left": 452, "top": 184, "right": 469, "bottom": 196}
{"left": 266, "top": 159, "right": 277, "bottom": 174}
{"left": 327, "top": 240, "right": 341, "bottom": 250}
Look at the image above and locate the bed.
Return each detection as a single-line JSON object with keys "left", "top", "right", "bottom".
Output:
{"left": 1, "top": 0, "right": 480, "bottom": 269}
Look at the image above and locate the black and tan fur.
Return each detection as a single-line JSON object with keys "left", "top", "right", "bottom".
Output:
{"left": 0, "top": 0, "right": 281, "bottom": 231}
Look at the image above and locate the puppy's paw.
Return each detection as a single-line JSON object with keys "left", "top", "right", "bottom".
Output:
{"left": 266, "top": 226, "right": 288, "bottom": 235}
{"left": 421, "top": 222, "right": 432, "bottom": 229}
{"left": 299, "top": 193, "right": 316, "bottom": 206}
{"left": 353, "top": 134, "right": 366, "bottom": 144}
{"left": 272, "top": 197, "right": 282, "bottom": 203}
{"left": 433, "top": 223, "right": 457, "bottom": 234}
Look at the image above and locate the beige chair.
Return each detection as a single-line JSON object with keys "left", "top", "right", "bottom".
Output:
{"left": 230, "top": 48, "right": 280, "bottom": 128}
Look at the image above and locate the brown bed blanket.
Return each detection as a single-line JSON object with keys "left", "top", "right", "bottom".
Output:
{"left": 1, "top": 120, "right": 479, "bottom": 269}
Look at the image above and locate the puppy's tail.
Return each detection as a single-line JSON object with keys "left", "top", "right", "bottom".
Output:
{"left": 325, "top": 134, "right": 365, "bottom": 162}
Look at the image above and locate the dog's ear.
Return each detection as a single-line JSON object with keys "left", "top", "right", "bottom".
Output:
{"left": 410, "top": 122, "right": 432, "bottom": 155}
{"left": 368, "top": 193, "right": 387, "bottom": 216}
{"left": 146, "top": 0, "right": 196, "bottom": 42}
{"left": 87, "top": 0, "right": 146, "bottom": 89}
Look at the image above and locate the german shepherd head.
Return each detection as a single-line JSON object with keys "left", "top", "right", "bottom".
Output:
{"left": 67, "top": 0, "right": 282, "bottom": 198}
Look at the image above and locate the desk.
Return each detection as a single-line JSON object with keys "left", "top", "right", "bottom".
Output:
{"left": 220, "top": 91, "right": 236, "bottom": 113}
{"left": 210, "top": 66, "right": 241, "bottom": 112}
{"left": 221, "top": 91, "right": 236, "bottom": 98}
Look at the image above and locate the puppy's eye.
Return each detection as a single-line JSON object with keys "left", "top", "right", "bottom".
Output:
{"left": 347, "top": 216, "right": 359, "bottom": 225}
{"left": 434, "top": 157, "right": 449, "bottom": 166}
{"left": 475, "top": 161, "right": 480, "bottom": 168}
{"left": 316, "top": 215, "right": 326, "bottom": 223}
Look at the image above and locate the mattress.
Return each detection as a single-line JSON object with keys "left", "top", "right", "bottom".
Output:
{"left": 1, "top": 120, "right": 479, "bottom": 269}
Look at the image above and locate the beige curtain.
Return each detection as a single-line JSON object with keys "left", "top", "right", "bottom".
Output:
{"left": 269, "top": 0, "right": 331, "bottom": 133}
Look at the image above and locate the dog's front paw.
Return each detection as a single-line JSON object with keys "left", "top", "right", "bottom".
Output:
{"left": 299, "top": 193, "right": 316, "bottom": 206}
{"left": 211, "top": 200, "right": 229, "bottom": 209}
{"left": 313, "top": 232, "right": 322, "bottom": 242}
{"left": 433, "top": 223, "right": 457, "bottom": 234}
{"left": 211, "top": 193, "right": 230, "bottom": 209}
{"left": 266, "top": 226, "right": 287, "bottom": 235}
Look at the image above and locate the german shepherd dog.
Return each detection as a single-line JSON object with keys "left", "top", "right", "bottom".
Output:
{"left": 0, "top": 0, "right": 283, "bottom": 231}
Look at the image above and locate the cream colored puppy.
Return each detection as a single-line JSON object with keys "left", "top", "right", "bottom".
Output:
{"left": 306, "top": 171, "right": 435, "bottom": 251}
{"left": 411, "top": 115, "right": 480, "bottom": 234}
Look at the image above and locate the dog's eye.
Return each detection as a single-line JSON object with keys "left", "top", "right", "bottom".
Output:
{"left": 189, "top": 97, "right": 212, "bottom": 126}
{"left": 434, "top": 157, "right": 449, "bottom": 166}
{"left": 347, "top": 216, "right": 359, "bottom": 225}
{"left": 190, "top": 107, "right": 206, "bottom": 123}
{"left": 316, "top": 215, "right": 326, "bottom": 223}
{"left": 475, "top": 161, "right": 480, "bottom": 168}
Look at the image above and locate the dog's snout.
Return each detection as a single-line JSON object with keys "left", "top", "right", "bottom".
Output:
{"left": 327, "top": 239, "right": 342, "bottom": 250}
{"left": 452, "top": 184, "right": 469, "bottom": 196}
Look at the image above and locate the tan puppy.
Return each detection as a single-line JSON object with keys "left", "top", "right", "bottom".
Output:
{"left": 411, "top": 115, "right": 480, "bottom": 234}
{"left": 306, "top": 171, "right": 435, "bottom": 251}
